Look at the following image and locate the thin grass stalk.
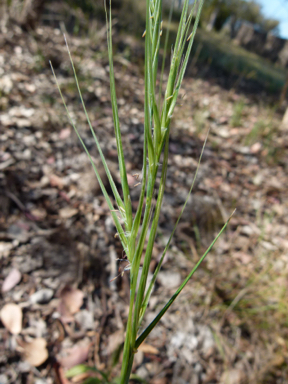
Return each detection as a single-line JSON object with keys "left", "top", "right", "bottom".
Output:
{"left": 168, "top": 0, "right": 204, "bottom": 118}
{"left": 58, "top": 37, "right": 126, "bottom": 212}
{"left": 105, "top": 0, "right": 133, "bottom": 235}
{"left": 121, "top": 2, "right": 191, "bottom": 381}
{"left": 129, "top": 136, "right": 147, "bottom": 260}
{"left": 52, "top": 1, "right": 235, "bottom": 382}
{"left": 120, "top": 2, "right": 168, "bottom": 380}
{"left": 163, "top": 0, "right": 189, "bottom": 101}
{"left": 120, "top": 0, "right": 155, "bottom": 380}
{"left": 158, "top": 0, "right": 176, "bottom": 109}
{"left": 50, "top": 64, "right": 128, "bottom": 253}
{"left": 119, "top": 164, "right": 159, "bottom": 383}
{"left": 133, "top": 132, "right": 170, "bottom": 334}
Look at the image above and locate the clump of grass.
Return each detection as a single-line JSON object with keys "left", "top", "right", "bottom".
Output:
{"left": 245, "top": 119, "right": 276, "bottom": 148}
{"left": 230, "top": 98, "right": 245, "bottom": 127}
{"left": 245, "top": 119, "right": 272, "bottom": 145}
{"left": 245, "top": 118, "right": 283, "bottom": 164}
{"left": 51, "top": 0, "right": 234, "bottom": 382}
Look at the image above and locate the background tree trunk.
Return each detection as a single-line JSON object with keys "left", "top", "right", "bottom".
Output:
{"left": 206, "top": 7, "right": 219, "bottom": 31}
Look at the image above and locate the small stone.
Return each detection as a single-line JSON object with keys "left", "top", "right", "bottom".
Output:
{"left": 0, "top": 374, "right": 8, "bottom": 384}
{"left": 30, "top": 289, "right": 54, "bottom": 304}
{"left": 74, "top": 310, "right": 94, "bottom": 330}
{"left": 220, "top": 369, "right": 245, "bottom": 384}
{"left": 18, "top": 361, "right": 31, "bottom": 373}
{"left": 157, "top": 271, "right": 181, "bottom": 289}
{"left": 59, "top": 207, "right": 78, "bottom": 219}
{"left": 0, "top": 242, "right": 13, "bottom": 259}
{"left": 135, "top": 366, "right": 149, "bottom": 380}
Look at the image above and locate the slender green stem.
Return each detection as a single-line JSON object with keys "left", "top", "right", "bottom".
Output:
{"left": 119, "top": 1, "right": 206, "bottom": 382}
{"left": 158, "top": 0, "right": 175, "bottom": 109}
{"left": 105, "top": 0, "right": 133, "bottom": 235}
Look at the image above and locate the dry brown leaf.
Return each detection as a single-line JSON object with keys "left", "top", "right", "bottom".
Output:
{"left": 151, "top": 379, "right": 167, "bottom": 384}
{"left": 0, "top": 303, "right": 22, "bottom": 334}
{"left": 2, "top": 268, "right": 22, "bottom": 292}
{"left": 220, "top": 368, "right": 246, "bottom": 384}
{"left": 58, "top": 343, "right": 90, "bottom": 369}
{"left": 250, "top": 142, "right": 261, "bottom": 154}
{"left": 50, "top": 174, "right": 65, "bottom": 189}
{"left": 270, "top": 354, "right": 285, "bottom": 367}
{"left": 59, "top": 128, "right": 71, "bottom": 140}
{"left": 233, "top": 251, "right": 252, "bottom": 265}
{"left": 138, "top": 343, "right": 159, "bottom": 355}
{"left": 58, "top": 286, "right": 84, "bottom": 322}
{"left": 30, "top": 207, "right": 47, "bottom": 220}
{"left": 59, "top": 207, "right": 78, "bottom": 219}
{"left": 107, "top": 329, "right": 124, "bottom": 354}
{"left": 22, "top": 337, "right": 49, "bottom": 367}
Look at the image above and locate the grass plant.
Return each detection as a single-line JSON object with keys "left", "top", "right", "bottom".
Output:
{"left": 50, "top": 0, "right": 234, "bottom": 382}
{"left": 230, "top": 98, "right": 245, "bottom": 127}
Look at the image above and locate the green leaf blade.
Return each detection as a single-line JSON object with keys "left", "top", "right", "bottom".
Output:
{"left": 105, "top": 1, "right": 133, "bottom": 233}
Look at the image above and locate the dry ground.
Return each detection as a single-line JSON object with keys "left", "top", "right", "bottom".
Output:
{"left": 1, "top": 23, "right": 288, "bottom": 384}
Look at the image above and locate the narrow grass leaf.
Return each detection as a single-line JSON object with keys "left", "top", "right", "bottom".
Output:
{"left": 130, "top": 134, "right": 147, "bottom": 259}
{"left": 136, "top": 133, "right": 170, "bottom": 330}
{"left": 62, "top": 36, "right": 125, "bottom": 214}
{"left": 145, "top": 8, "right": 156, "bottom": 168}
{"left": 135, "top": 209, "right": 236, "bottom": 349}
{"left": 105, "top": 0, "right": 133, "bottom": 232}
{"left": 168, "top": 0, "right": 204, "bottom": 119}
{"left": 158, "top": 0, "right": 176, "bottom": 108}
{"left": 50, "top": 63, "right": 128, "bottom": 254}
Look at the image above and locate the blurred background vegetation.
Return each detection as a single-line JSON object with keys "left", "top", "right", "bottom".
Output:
{"left": 1, "top": 0, "right": 286, "bottom": 97}
{"left": 2, "top": 0, "right": 280, "bottom": 35}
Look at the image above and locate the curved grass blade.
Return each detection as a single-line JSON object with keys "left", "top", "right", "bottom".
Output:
{"left": 135, "top": 209, "right": 236, "bottom": 349}
{"left": 160, "top": 0, "right": 200, "bottom": 136}
{"left": 133, "top": 132, "right": 170, "bottom": 338}
{"left": 164, "top": 0, "right": 189, "bottom": 100}
{"left": 144, "top": 8, "right": 156, "bottom": 168}
{"left": 63, "top": 35, "right": 125, "bottom": 216}
{"left": 50, "top": 63, "right": 128, "bottom": 254}
{"left": 158, "top": 0, "right": 176, "bottom": 109}
{"left": 105, "top": 0, "right": 133, "bottom": 232}
{"left": 167, "top": 0, "right": 204, "bottom": 119}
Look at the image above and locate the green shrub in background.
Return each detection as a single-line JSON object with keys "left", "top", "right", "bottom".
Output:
{"left": 51, "top": 0, "right": 234, "bottom": 382}
{"left": 62, "top": 0, "right": 146, "bottom": 33}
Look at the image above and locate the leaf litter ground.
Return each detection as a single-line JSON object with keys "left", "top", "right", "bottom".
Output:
{"left": 1, "top": 23, "right": 288, "bottom": 384}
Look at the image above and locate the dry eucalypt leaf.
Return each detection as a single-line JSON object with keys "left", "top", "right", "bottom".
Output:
{"left": 22, "top": 337, "right": 49, "bottom": 367}
{"left": 58, "top": 286, "right": 84, "bottom": 322}
{"left": 57, "top": 342, "right": 90, "bottom": 369}
{"left": 0, "top": 303, "right": 22, "bottom": 334}
{"left": 2, "top": 268, "right": 22, "bottom": 293}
